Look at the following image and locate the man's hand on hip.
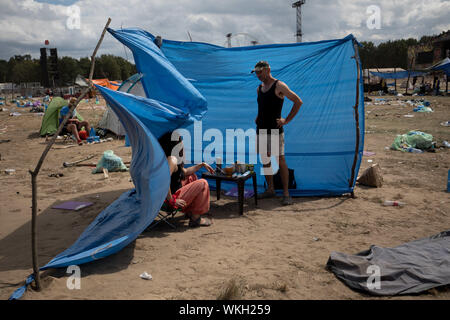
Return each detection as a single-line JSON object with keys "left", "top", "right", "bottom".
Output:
{"left": 276, "top": 118, "right": 287, "bottom": 128}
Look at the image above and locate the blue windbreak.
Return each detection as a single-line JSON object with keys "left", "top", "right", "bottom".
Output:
{"left": 109, "top": 28, "right": 365, "bottom": 196}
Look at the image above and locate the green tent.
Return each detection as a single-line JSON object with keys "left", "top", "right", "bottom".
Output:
{"left": 39, "top": 97, "right": 84, "bottom": 136}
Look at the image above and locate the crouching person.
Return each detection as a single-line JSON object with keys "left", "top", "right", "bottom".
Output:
{"left": 158, "top": 131, "right": 214, "bottom": 227}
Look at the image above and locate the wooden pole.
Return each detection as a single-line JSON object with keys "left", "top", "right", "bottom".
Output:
{"left": 29, "top": 17, "right": 111, "bottom": 291}
{"left": 349, "top": 41, "right": 361, "bottom": 198}
{"left": 394, "top": 67, "right": 397, "bottom": 93}
{"left": 405, "top": 57, "right": 414, "bottom": 95}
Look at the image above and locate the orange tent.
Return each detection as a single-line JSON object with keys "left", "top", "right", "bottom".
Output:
{"left": 90, "top": 79, "right": 120, "bottom": 91}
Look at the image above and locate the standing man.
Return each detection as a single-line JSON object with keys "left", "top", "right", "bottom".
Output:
{"left": 252, "top": 61, "right": 303, "bottom": 205}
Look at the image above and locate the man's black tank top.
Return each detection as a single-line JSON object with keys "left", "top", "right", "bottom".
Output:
{"left": 256, "top": 80, "right": 284, "bottom": 134}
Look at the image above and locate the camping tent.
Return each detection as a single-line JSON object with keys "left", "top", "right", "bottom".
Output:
{"left": 91, "top": 78, "right": 120, "bottom": 90}
{"left": 39, "top": 97, "right": 83, "bottom": 136}
{"left": 98, "top": 73, "right": 146, "bottom": 136}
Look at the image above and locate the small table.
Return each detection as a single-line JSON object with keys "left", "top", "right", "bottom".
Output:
{"left": 201, "top": 171, "right": 257, "bottom": 215}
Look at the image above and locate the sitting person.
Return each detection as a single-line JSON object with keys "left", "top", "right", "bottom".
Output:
{"left": 59, "top": 101, "right": 90, "bottom": 145}
{"left": 158, "top": 131, "right": 215, "bottom": 227}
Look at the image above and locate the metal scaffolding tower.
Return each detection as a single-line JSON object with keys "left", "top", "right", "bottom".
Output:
{"left": 292, "top": 1, "right": 306, "bottom": 43}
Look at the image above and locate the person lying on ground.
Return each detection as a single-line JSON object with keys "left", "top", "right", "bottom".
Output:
{"left": 158, "top": 131, "right": 215, "bottom": 227}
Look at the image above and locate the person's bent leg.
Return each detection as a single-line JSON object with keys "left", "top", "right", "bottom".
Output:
{"left": 175, "top": 179, "right": 211, "bottom": 226}
{"left": 67, "top": 124, "right": 82, "bottom": 144}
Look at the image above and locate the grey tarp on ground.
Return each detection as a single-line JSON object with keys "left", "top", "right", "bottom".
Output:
{"left": 326, "top": 230, "right": 450, "bottom": 296}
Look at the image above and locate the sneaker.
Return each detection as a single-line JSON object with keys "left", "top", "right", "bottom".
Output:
{"left": 282, "top": 196, "right": 293, "bottom": 206}
{"left": 257, "top": 190, "right": 276, "bottom": 199}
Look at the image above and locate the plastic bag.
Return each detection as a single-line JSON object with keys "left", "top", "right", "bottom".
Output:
{"left": 92, "top": 150, "right": 128, "bottom": 174}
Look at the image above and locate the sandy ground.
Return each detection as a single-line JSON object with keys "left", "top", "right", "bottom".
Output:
{"left": 0, "top": 94, "right": 449, "bottom": 300}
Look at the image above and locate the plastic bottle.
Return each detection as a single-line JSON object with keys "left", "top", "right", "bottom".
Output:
{"left": 406, "top": 147, "right": 423, "bottom": 153}
{"left": 383, "top": 200, "right": 406, "bottom": 207}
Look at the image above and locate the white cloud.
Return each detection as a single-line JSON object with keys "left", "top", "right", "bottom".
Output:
{"left": 0, "top": 0, "right": 448, "bottom": 60}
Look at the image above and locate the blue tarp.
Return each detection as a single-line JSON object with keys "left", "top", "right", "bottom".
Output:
{"left": 109, "top": 27, "right": 365, "bottom": 196}
{"left": 370, "top": 71, "right": 426, "bottom": 79}
{"left": 10, "top": 27, "right": 365, "bottom": 299}
{"left": 431, "top": 58, "right": 450, "bottom": 76}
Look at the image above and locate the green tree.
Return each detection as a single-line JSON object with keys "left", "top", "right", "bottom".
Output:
{"left": 58, "top": 56, "right": 81, "bottom": 85}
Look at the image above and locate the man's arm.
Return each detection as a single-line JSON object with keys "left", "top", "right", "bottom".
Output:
{"left": 276, "top": 81, "right": 303, "bottom": 127}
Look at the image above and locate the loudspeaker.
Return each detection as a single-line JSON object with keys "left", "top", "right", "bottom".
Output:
{"left": 40, "top": 48, "right": 49, "bottom": 87}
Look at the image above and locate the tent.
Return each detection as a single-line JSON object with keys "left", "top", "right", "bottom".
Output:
{"left": 98, "top": 73, "right": 146, "bottom": 136}
{"left": 91, "top": 78, "right": 120, "bottom": 90}
{"left": 430, "top": 57, "right": 450, "bottom": 76}
{"left": 11, "top": 28, "right": 364, "bottom": 299}
{"left": 39, "top": 97, "right": 83, "bottom": 136}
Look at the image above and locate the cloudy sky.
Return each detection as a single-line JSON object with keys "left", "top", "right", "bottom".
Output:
{"left": 0, "top": 0, "right": 449, "bottom": 61}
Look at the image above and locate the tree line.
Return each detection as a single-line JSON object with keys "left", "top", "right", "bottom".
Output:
{"left": 0, "top": 54, "right": 137, "bottom": 86}
{"left": 359, "top": 32, "right": 445, "bottom": 70}
{"left": 0, "top": 31, "right": 446, "bottom": 85}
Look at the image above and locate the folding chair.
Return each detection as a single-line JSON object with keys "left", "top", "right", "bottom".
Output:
{"left": 147, "top": 203, "right": 181, "bottom": 230}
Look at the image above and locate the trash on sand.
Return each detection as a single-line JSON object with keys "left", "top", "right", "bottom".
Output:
{"left": 48, "top": 173, "right": 64, "bottom": 178}
{"left": 92, "top": 150, "right": 128, "bottom": 174}
{"left": 391, "top": 131, "right": 433, "bottom": 152}
{"left": 404, "top": 114, "right": 414, "bottom": 118}
{"left": 383, "top": 200, "right": 406, "bottom": 207}
{"left": 313, "top": 237, "right": 320, "bottom": 242}
{"left": 5, "top": 169, "right": 16, "bottom": 175}
{"left": 443, "top": 141, "right": 450, "bottom": 148}
{"left": 441, "top": 121, "right": 450, "bottom": 127}
{"left": 140, "top": 272, "right": 152, "bottom": 280}
{"left": 367, "top": 159, "right": 373, "bottom": 163}
{"left": 52, "top": 201, "right": 93, "bottom": 211}
{"left": 9, "top": 112, "right": 21, "bottom": 116}
{"left": 363, "top": 151, "right": 376, "bottom": 156}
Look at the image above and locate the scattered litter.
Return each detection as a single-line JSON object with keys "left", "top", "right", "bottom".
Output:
{"left": 363, "top": 151, "right": 376, "bottom": 156}
{"left": 443, "top": 141, "right": 450, "bottom": 148}
{"left": 367, "top": 159, "right": 373, "bottom": 163}
{"left": 9, "top": 112, "right": 21, "bottom": 117}
{"left": 140, "top": 272, "right": 152, "bottom": 280}
{"left": 403, "top": 115, "right": 414, "bottom": 118}
{"left": 92, "top": 150, "right": 129, "bottom": 174}
{"left": 391, "top": 131, "right": 433, "bottom": 152}
{"left": 441, "top": 121, "right": 450, "bottom": 127}
{"left": 48, "top": 173, "right": 64, "bottom": 178}
{"left": 0, "top": 139, "right": 11, "bottom": 144}
{"left": 383, "top": 200, "right": 406, "bottom": 207}
{"left": 52, "top": 201, "right": 93, "bottom": 211}
{"left": 313, "top": 237, "right": 320, "bottom": 242}
{"left": 4, "top": 169, "right": 16, "bottom": 175}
